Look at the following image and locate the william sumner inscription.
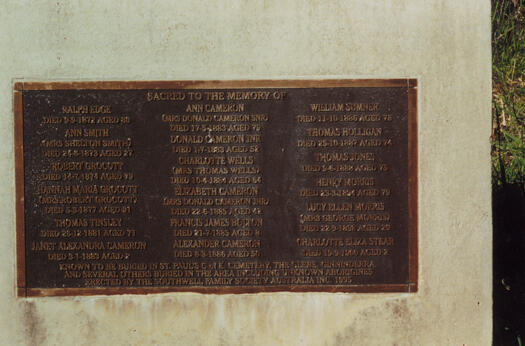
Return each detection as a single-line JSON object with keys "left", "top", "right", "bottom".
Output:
{"left": 14, "top": 80, "right": 417, "bottom": 296}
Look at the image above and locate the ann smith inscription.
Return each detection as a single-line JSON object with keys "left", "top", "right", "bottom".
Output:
{"left": 14, "top": 79, "right": 418, "bottom": 296}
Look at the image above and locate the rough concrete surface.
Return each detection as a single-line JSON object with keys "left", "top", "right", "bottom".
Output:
{"left": 0, "top": 1, "right": 491, "bottom": 345}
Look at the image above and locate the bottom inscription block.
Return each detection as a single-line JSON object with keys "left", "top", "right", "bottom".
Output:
{"left": 15, "top": 79, "right": 417, "bottom": 296}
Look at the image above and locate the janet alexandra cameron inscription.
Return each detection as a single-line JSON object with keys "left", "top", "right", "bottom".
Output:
{"left": 14, "top": 80, "right": 418, "bottom": 297}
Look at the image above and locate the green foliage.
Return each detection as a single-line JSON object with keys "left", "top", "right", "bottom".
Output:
{"left": 492, "top": 0, "right": 525, "bottom": 187}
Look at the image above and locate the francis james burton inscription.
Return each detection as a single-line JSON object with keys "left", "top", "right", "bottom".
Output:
{"left": 14, "top": 80, "right": 418, "bottom": 296}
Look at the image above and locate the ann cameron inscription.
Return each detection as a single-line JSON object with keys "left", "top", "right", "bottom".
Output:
{"left": 14, "top": 80, "right": 418, "bottom": 296}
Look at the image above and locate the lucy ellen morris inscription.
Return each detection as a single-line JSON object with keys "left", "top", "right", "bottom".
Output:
{"left": 14, "top": 79, "right": 417, "bottom": 296}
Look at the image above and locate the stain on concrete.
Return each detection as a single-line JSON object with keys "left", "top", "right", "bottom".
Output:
{"left": 22, "top": 301, "right": 46, "bottom": 345}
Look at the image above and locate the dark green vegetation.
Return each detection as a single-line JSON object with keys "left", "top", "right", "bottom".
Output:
{"left": 492, "top": 0, "right": 525, "bottom": 186}
{"left": 492, "top": 0, "right": 525, "bottom": 345}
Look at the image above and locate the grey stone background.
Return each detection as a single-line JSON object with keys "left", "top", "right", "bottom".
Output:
{"left": 0, "top": 1, "right": 492, "bottom": 345}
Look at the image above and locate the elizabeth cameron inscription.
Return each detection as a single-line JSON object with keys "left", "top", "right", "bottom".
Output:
{"left": 14, "top": 80, "right": 417, "bottom": 296}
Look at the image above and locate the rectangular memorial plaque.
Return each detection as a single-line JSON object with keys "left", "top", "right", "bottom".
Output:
{"left": 14, "top": 79, "right": 417, "bottom": 296}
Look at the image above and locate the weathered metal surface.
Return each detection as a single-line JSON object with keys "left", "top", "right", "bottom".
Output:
{"left": 14, "top": 79, "right": 417, "bottom": 296}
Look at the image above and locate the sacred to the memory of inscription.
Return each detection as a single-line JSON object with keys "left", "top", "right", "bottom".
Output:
{"left": 14, "top": 79, "right": 417, "bottom": 297}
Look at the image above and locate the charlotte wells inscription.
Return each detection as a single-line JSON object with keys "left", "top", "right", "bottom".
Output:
{"left": 14, "top": 79, "right": 418, "bottom": 296}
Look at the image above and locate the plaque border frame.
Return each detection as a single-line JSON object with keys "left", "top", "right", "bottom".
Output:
{"left": 14, "top": 79, "right": 418, "bottom": 297}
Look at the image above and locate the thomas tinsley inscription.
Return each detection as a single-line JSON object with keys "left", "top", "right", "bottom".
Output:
{"left": 14, "top": 80, "right": 417, "bottom": 296}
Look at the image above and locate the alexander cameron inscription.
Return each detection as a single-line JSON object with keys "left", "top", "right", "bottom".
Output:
{"left": 14, "top": 80, "right": 418, "bottom": 296}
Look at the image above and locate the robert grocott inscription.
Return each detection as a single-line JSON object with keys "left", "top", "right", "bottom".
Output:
{"left": 14, "top": 80, "right": 418, "bottom": 296}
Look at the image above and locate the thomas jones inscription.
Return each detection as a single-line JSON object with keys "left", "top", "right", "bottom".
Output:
{"left": 14, "top": 79, "right": 418, "bottom": 296}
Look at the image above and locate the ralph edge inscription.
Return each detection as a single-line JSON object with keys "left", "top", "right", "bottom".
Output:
{"left": 14, "top": 79, "right": 417, "bottom": 296}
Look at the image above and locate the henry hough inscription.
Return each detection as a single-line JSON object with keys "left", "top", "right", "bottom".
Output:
{"left": 14, "top": 80, "right": 417, "bottom": 296}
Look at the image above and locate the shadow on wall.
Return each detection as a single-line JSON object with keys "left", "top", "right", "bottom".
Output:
{"left": 493, "top": 183, "right": 525, "bottom": 345}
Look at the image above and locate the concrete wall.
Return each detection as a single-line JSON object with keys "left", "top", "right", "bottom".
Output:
{"left": 0, "top": 1, "right": 492, "bottom": 344}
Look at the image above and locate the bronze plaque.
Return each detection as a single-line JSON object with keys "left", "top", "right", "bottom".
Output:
{"left": 14, "top": 79, "right": 417, "bottom": 296}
